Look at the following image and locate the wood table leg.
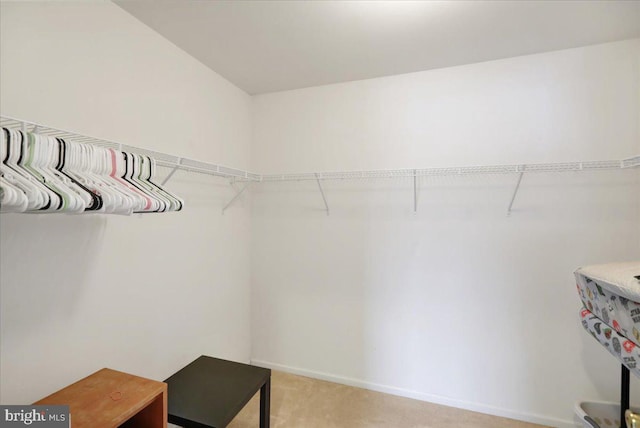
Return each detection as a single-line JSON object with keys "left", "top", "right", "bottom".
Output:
{"left": 260, "top": 377, "right": 271, "bottom": 428}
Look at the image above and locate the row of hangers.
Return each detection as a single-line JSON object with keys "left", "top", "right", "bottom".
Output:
{"left": 0, "top": 128, "right": 183, "bottom": 214}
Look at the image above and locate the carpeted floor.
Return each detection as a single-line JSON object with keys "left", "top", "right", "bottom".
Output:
{"left": 223, "top": 370, "right": 550, "bottom": 428}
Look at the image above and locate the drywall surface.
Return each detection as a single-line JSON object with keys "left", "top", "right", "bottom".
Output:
{"left": 0, "top": 2, "right": 252, "bottom": 403}
{"left": 250, "top": 39, "right": 640, "bottom": 427}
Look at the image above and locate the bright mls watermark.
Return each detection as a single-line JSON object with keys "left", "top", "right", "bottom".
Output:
{"left": 0, "top": 406, "right": 69, "bottom": 427}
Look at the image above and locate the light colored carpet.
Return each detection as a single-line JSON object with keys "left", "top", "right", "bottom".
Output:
{"left": 226, "top": 370, "right": 550, "bottom": 428}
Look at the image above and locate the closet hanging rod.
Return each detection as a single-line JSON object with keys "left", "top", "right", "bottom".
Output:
{"left": 0, "top": 115, "right": 261, "bottom": 181}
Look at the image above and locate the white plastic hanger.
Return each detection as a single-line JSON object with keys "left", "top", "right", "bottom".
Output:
{"left": 1, "top": 126, "right": 184, "bottom": 215}
{"left": 2, "top": 129, "right": 53, "bottom": 211}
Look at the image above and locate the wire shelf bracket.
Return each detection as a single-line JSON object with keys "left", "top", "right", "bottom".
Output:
{"left": 315, "top": 173, "right": 330, "bottom": 216}
{"left": 507, "top": 169, "right": 525, "bottom": 216}
{"left": 222, "top": 182, "right": 251, "bottom": 215}
{"left": 413, "top": 169, "right": 418, "bottom": 213}
{"left": 161, "top": 158, "right": 182, "bottom": 186}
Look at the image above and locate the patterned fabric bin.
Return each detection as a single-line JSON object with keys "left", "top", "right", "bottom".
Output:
{"left": 580, "top": 307, "right": 640, "bottom": 377}
{"left": 577, "top": 271, "right": 640, "bottom": 346}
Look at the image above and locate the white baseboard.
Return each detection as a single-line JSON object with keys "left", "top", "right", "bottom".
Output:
{"left": 250, "top": 359, "right": 575, "bottom": 428}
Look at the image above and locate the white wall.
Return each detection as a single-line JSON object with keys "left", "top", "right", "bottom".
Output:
{"left": 0, "top": 1, "right": 252, "bottom": 404}
{"left": 250, "top": 39, "right": 640, "bottom": 427}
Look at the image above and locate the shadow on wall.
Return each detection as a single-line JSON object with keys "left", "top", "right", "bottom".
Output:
{"left": 0, "top": 214, "right": 106, "bottom": 340}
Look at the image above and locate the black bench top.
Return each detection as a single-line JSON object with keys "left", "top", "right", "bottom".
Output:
{"left": 165, "top": 355, "right": 271, "bottom": 428}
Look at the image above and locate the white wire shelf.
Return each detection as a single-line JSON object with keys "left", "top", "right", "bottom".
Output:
{"left": 260, "top": 157, "right": 639, "bottom": 182}
{"left": 1, "top": 115, "right": 638, "bottom": 185}
{"left": 0, "top": 115, "right": 260, "bottom": 181}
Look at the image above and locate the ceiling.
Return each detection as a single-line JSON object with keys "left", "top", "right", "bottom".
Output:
{"left": 115, "top": 0, "right": 640, "bottom": 95}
